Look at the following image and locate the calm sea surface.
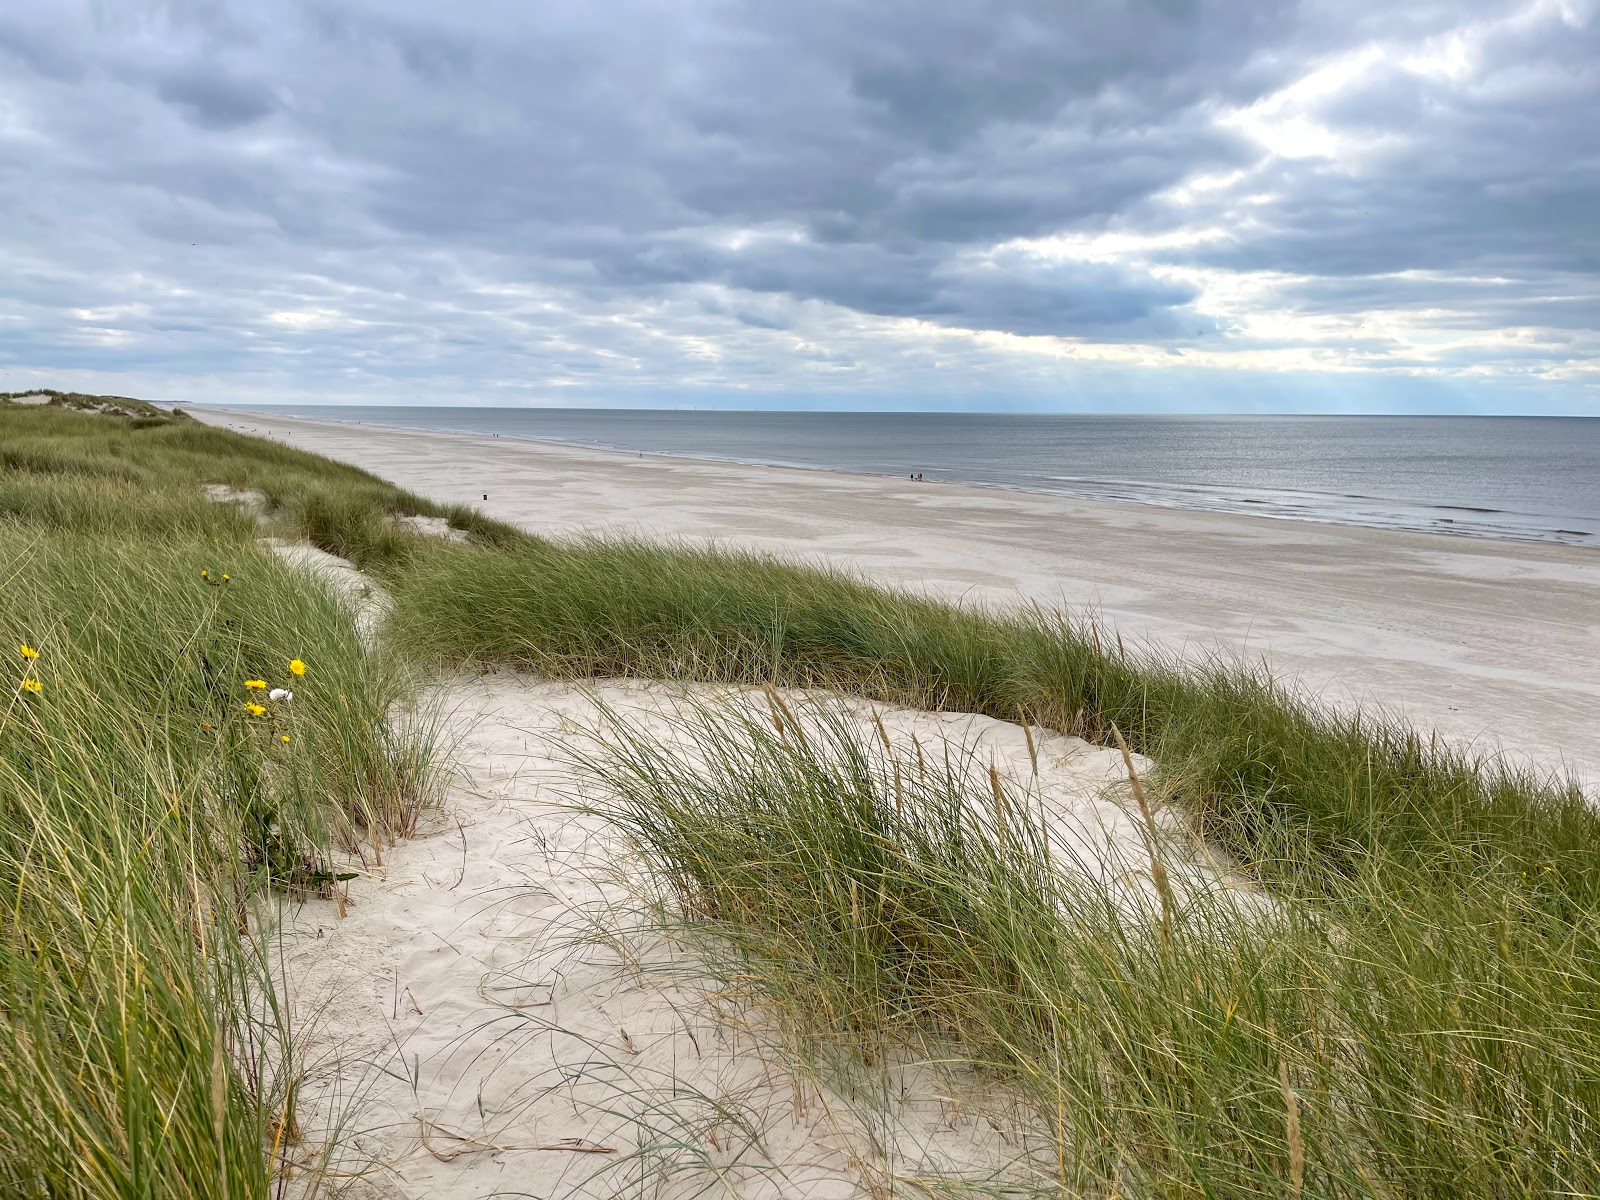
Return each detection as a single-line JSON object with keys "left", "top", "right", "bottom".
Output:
{"left": 245, "top": 407, "right": 1600, "bottom": 547}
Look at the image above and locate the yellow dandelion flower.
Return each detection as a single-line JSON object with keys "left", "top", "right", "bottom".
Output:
{"left": 19, "top": 645, "right": 39, "bottom": 659}
{"left": 280, "top": 735, "right": 291, "bottom": 744}
{"left": 20, "top": 679, "right": 42, "bottom": 695}
{"left": 288, "top": 659, "right": 306, "bottom": 676}
{"left": 244, "top": 702, "right": 266, "bottom": 716}
{"left": 200, "top": 569, "right": 209, "bottom": 579}
{"left": 222, "top": 574, "right": 231, "bottom": 581}
{"left": 244, "top": 679, "right": 267, "bottom": 689}
{"left": 202, "top": 722, "right": 214, "bottom": 731}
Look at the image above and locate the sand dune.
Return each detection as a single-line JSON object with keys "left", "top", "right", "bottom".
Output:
{"left": 273, "top": 675, "right": 1231, "bottom": 1198}
{"left": 197, "top": 411, "right": 1597, "bottom": 1196}
{"left": 196, "top": 408, "right": 1599, "bottom": 780}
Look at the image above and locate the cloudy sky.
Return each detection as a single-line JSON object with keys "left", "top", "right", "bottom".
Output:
{"left": 2, "top": 0, "right": 1596, "bottom": 412}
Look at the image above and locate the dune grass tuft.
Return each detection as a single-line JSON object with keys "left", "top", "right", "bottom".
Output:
{"left": 571, "top": 694, "right": 1600, "bottom": 1198}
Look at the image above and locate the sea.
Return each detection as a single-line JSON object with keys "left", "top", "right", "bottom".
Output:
{"left": 245, "top": 408, "right": 1600, "bottom": 547}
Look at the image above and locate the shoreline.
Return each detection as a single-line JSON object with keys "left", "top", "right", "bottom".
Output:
{"left": 198, "top": 405, "right": 1600, "bottom": 549}
{"left": 193, "top": 406, "right": 1600, "bottom": 781}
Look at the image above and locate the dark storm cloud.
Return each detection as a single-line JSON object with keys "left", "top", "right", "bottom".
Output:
{"left": 0, "top": 0, "right": 1595, "bottom": 409}
{"left": 155, "top": 65, "right": 278, "bottom": 129}
{"left": 582, "top": 232, "right": 1205, "bottom": 336}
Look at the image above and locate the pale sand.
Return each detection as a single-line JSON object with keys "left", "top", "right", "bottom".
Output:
{"left": 197, "top": 408, "right": 1599, "bottom": 780}
{"left": 276, "top": 673, "right": 1222, "bottom": 1197}
{"left": 261, "top": 539, "right": 1245, "bottom": 1197}
{"left": 229, "top": 414, "right": 1590, "bottom": 1197}
{"left": 260, "top": 538, "right": 393, "bottom": 648}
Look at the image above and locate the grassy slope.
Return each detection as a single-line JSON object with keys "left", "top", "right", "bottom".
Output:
{"left": 4, "top": 398, "right": 1598, "bottom": 1197}
{"left": 389, "top": 532, "right": 1600, "bottom": 1196}
{"left": 0, "top": 388, "right": 179, "bottom": 417}
{"left": 0, "top": 403, "right": 442, "bottom": 1196}
{"left": 391, "top": 537, "right": 1594, "bottom": 905}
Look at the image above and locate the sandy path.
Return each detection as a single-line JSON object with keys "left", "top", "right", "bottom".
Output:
{"left": 274, "top": 675, "right": 1211, "bottom": 1199}
{"left": 195, "top": 409, "right": 1600, "bottom": 781}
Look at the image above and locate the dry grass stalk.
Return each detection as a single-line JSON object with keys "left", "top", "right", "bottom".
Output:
{"left": 1020, "top": 709, "right": 1039, "bottom": 776}
{"left": 761, "top": 682, "right": 788, "bottom": 743}
{"left": 1279, "top": 1058, "right": 1304, "bottom": 1196}
{"left": 871, "top": 709, "right": 892, "bottom": 756}
{"left": 1111, "top": 724, "right": 1174, "bottom": 944}
{"left": 989, "top": 763, "right": 1008, "bottom": 847}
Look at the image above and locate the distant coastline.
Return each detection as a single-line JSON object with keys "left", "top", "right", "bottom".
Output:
{"left": 212, "top": 405, "right": 1600, "bottom": 548}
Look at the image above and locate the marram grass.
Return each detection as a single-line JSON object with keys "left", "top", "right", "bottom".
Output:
{"left": 4, "top": 397, "right": 1599, "bottom": 1197}
{"left": 0, "top": 530, "right": 437, "bottom": 1197}
{"left": 569, "top": 693, "right": 1600, "bottom": 1199}
{"left": 390, "top": 535, "right": 1595, "bottom": 910}
{"left": 1, "top": 403, "right": 440, "bottom": 1197}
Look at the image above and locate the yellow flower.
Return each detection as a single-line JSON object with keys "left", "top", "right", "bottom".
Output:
{"left": 20, "top": 679, "right": 42, "bottom": 695}
{"left": 244, "top": 679, "right": 267, "bottom": 689}
{"left": 288, "top": 659, "right": 306, "bottom": 676}
{"left": 200, "top": 569, "right": 209, "bottom": 579}
{"left": 19, "top": 645, "right": 39, "bottom": 660}
{"left": 244, "top": 702, "right": 266, "bottom": 716}
{"left": 222, "top": 574, "right": 231, "bottom": 582}
{"left": 202, "top": 722, "right": 214, "bottom": 731}
{"left": 280, "top": 735, "right": 291, "bottom": 744}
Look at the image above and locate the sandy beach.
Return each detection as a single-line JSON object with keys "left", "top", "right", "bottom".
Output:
{"left": 195, "top": 408, "right": 1599, "bottom": 781}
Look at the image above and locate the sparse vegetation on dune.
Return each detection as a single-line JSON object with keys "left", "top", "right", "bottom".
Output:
{"left": 0, "top": 399, "right": 520, "bottom": 564}
{"left": 0, "top": 387, "right": 193, "bottom": 420}
{"left": 574, "top": 693, "right": 1600, "bottom": 1197}
{"left": 3, "top": 397, "right": 1598, "bottom": 1197}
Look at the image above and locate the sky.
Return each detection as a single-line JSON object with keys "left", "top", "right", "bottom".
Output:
{"left": 1, "top": 0, "right": 1597, "bottom": 413}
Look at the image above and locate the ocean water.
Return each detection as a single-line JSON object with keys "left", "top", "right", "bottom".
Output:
{"left": 250, "top": 407, "right": 1600, "bottom": 547}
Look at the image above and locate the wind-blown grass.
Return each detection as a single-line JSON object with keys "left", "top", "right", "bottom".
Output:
{"left": 391, "top": 536, "right": 1593, "bottom": 910}
{"left": 4, "top": 397, "right": 1598, "bottom": 1196}
{"left": 0, "top": 404, "right": 439, "bottom": 1197}
{"left": 0, "top": 400, "right": 519, "bottom": 571}
{"left": 571, "top": 694, "right": 1600, "bottom": 1198}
